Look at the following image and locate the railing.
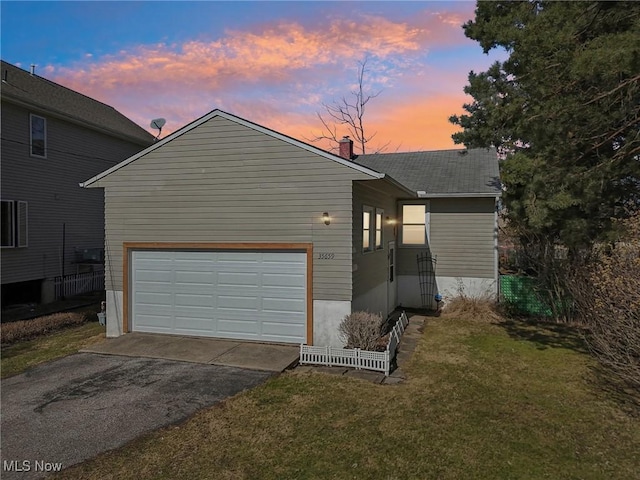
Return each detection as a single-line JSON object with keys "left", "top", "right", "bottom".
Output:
{"left": 300, "top": 311, "right": 409, "bottom": 376}
{"left": 54, "top": 271, "right": 105, "bottom": 299}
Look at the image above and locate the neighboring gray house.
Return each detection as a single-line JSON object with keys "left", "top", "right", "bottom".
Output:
{"left": 1, "top": 60, "right": 154, "bottom": 305}
{"left": 81, "top": 109, "right": 500, "bottom": 347}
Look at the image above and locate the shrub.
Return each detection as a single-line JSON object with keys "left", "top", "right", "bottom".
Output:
{"left": 1, "top": 312, "right": 87, "bottom": 345}
{"left": 338, "top": 311, "right": 385, "bottom": 351}
{"left": 571, "top": 212, "right": 640, "bottom": 389}
{"left": 444, "top": 279, "right": 500, "bottom": 323}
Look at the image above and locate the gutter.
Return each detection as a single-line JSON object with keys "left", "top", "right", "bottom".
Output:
{"left": 417, "top": 192, "right": 502, "bottom": 198}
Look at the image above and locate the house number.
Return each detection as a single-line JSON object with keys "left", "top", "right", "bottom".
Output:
{"left": 318, "top": 253, "right": 335, "bottom": 260}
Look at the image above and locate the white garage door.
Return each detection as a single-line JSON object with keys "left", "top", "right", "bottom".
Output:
{"left": 131, "top": 250, "right": 307, "bottom": 344}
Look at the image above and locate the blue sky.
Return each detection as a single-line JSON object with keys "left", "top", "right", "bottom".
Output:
{"left": 1, "top": 1, "right": 503, "bottom": 151}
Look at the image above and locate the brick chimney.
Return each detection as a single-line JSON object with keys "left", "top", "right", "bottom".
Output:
{"left": 338, "top": 136, "right": 354, "bottom": 160}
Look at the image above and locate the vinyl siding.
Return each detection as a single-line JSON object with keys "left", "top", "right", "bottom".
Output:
{"left": 94, "top": 116, "right": 374, "bottom": 301}
{"left": 351, "top": 180, "right": 401, "bottom": 306}
{"left": 397, "top": 197, "right": 496, "bottom": 278}
{"left": 0, "top": 101, "right": 147, "bottom": 285}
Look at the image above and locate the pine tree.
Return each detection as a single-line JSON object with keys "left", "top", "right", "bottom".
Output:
{"left": 450, "top": 1, "right": 640, "bottom": 249}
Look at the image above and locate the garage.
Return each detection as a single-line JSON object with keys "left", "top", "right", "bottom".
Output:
{"left": 130, "top": 249, "right": 308, "bottom": 344}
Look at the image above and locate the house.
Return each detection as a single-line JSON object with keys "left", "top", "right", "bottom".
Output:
{"left": 1, "top": 60, "right": 154, "bottom": 305}
{"left": 81, "top": 109, "right": 500, "bottom": 347}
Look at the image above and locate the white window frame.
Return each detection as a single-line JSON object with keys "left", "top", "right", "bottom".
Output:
{"left": 375, "top": 208, "right": 384, "bottom": 250}
{"left": 1, "top": 200, "right": 28, "bottom": 248}
{"left": 30, "top": 114, "right": 47, "bottom": 158}
{"left": 17, "top": 201, "right": 28, "bottom": 247}
{"left": 362, "top": 205, "right": 374, "bottom": 253}
{"left": 400, "top": 201, "right": 430, "bottom": 247}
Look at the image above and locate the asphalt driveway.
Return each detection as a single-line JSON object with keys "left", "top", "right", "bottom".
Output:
{"left": 1, "top": 353, "right": 273, "bottom": 480}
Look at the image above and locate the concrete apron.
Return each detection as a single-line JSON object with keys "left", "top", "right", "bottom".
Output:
{"left": 81, "top": 332, "right": 300, "bottom": 373}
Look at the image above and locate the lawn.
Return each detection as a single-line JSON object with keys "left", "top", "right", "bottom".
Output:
{"left": 1, "top": 322, "right": 105, "bottom": 378}
{"left": 55, "top": 312, "right": 640, "bottom": 480}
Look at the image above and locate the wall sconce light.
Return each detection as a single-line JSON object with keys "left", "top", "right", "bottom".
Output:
{"left": 322, "top": 212, "right": 331, "bottom": 225}
{"left": 387, "top": 216, "right": 398, "bottom": 236}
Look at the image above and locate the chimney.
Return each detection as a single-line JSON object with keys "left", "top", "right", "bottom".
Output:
{"left": 338, "top": 136, "right": 354, "bottom": 160}
{"left": 30, "top": 64, "right": 36, "bottom": 75}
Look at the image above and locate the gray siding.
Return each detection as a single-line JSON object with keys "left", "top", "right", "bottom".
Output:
{"left": 1, "top": 101, "right": 147, "bottom": 285}
{"left": 397, "top": 197, "right": 496, "bottom": 278}
{"left": 351, "top": 180, "right": 401, "bottom": 305}
{"left": 94, "top": 116, "right": 373, "bottom": 301}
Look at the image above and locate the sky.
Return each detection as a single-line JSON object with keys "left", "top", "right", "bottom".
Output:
{"left": 1, "top": 1, "right": 504, "bottom": 152}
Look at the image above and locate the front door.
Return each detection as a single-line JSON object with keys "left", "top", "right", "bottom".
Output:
{"left": 387, "top": 241, "right": 397, "bottom": 313}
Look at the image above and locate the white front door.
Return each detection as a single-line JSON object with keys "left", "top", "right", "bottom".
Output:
{"left": 387, "top": 241, "right": 397, "bottom": 313}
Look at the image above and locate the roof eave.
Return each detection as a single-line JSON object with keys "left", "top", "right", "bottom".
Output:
{"left": 418, "top": 192, "right": 502, "bottom": 198}
{"left": 1, "top": 91, "right": 153, "bottom": 146}
{"left": 379, "top": 175, "right": 417, "bottom": 197}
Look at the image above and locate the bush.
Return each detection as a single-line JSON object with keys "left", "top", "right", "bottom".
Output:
{"left": 338, "top": 311, "right": 385, "bottom": 351}
{"left": 571, "top": 212, "right": 640, "bottom": 389}
{"left": 1, "top": 312, "right": 87, "bottom": 345}
{"left": 444, "top": 279, "right": 500, "bottom": 323}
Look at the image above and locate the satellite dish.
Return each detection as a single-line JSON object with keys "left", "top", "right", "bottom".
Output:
{"left": 150, "top": 118, "right": 166, "bottom": 140}
{"left": 150, "top": 118, "right": 166, "bottom": 130}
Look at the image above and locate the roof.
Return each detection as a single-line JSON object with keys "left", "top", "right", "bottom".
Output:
{"left": 354, "top": 148, "right": 502, "bottom": 197}
{"left": 81, "top": 109, "right": 414, "bottom": 195}
{"left": 0, "top": 60, "right": 154, "bottom": 145}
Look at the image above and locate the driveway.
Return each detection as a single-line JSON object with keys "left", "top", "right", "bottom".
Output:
{"left": 1, "top": 353, "right": 273, "bottom": 480}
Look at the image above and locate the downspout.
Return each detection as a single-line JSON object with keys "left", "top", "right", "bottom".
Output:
{"left": 494, "top": 197, "right": 500, "bottom": 301}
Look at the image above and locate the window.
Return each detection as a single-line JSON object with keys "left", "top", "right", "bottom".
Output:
{"left": 1, "top": 200, "right": 28, "bottom": 248}
{"left": 375, "top": 208, "right": 384, "bottom": 250}
{"left": 363, "top": 206, "right": 384, "bottom": 252}
{"left": 30, "top": 114, "right": 46, "bottom": 157}
{"left": 401, "top": 203, "right": 429, "bottom": 246}
{"left": 362, "top": 206, "right": 373, "bottom": 252}
{"left": 1, "top": 201, "right": 14, "bottom": 247}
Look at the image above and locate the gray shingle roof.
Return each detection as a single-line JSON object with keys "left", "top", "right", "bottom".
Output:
{"left": 354, "top": 148, "right": 501, "bottom": 196}
{"left": 0, "top": 60, "right": 154, "bottom": 145}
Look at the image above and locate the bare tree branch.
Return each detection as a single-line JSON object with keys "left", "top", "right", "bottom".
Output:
{"left": 306, "top": 57, "right": 385, "bottom": 155}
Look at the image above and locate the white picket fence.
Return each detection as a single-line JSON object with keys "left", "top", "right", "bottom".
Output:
{"left": 54, "top": 271, "right": 104, "bottom": 299}
{"left": 300, "top": 311, "right": 409, "bottom": 376}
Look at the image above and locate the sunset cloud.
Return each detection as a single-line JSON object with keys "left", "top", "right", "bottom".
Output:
{"left": 46, "top": 7, "right": 484, "bottom": 150}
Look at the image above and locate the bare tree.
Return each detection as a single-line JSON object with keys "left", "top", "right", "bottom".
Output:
{"left": 307, "top": 57, "right": 387, "bottom": 155}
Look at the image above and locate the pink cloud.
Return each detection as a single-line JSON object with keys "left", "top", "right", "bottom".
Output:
{"left": 47, "top": 8, "right": 481, "bottom": 149}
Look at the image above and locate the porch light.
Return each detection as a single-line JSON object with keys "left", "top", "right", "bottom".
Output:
{"left": 322, "top": 212, "right": 331, "bottom": 225}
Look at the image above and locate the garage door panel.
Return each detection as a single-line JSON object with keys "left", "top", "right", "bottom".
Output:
{"left": 174, "top": 316, "right": 214, "bottom": 330}
{"left": 262, "top": 297, "right": 306, "bottom": 313}
{"left": 262, "top": 273, "right": 305, "bottom": 288}
{"left": 175, "top": 294, "right": 213, "bottom": 309}
{"left": 135, "top": 314, "right": 173, "bottom": 330}
{"left": 218, "top": 317, "right": 259, "bottom": 332}
{"left": 263, "top": 252, "right": 307, "bottom": 266}
{"left": 134, "top": 270, "right": 172, "bottom": 283}
{"left": 131, "top": 250, "right": 307, "bottom": 343}
{"left": 217, "top": 272, "right": 259, "bottom": 286}
{"left": 218, "top": 295, "right": 259, "bottom": 310}
{"left": 262, "top": 326, "right": 305, "bottom": 339}
{"left": 175, "top": 270, "right": 215, "bottom": 283}
{"left": 135, "top": 291, "right": 172, "bottom": 306}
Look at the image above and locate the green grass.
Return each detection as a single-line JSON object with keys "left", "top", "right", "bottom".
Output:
{"left": 55, "top": 315, "right": 640, "bottom": 480}
{"left": 1, "top": 322, "right": 105, "bottom": 378}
